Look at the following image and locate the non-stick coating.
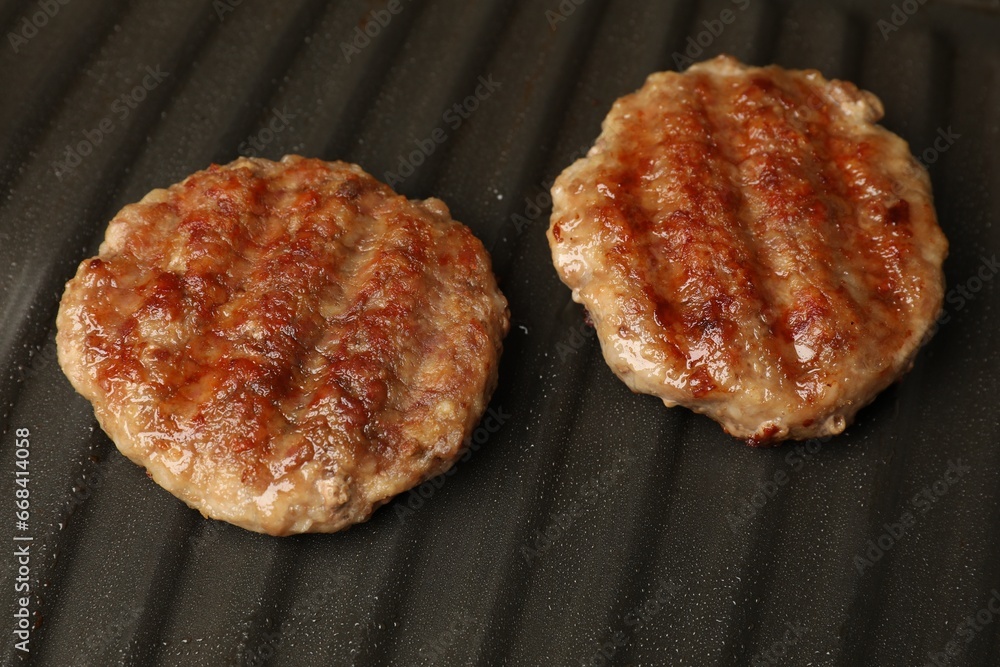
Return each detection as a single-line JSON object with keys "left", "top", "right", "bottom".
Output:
{"left": 0, "top": 0, "right": 998, "bottom": 665}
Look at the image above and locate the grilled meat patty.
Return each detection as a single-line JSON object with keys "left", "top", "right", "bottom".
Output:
{"left": 547, "top": 56, "right": 947, "bottom": 444}
{"left": 57, "top": 156, "right": 509, "bottom": 534}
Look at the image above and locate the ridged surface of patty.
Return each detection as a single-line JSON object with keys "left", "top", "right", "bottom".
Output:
{"left": 548, "top": 56, "right": 947, "bottom": 444}
{"left": 57, "top": 156, "right": 509, "bottom": 534}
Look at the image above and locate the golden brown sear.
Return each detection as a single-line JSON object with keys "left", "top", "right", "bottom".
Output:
{"left": 548, "top": 56, "right": 947, "bottom": 444}
{"left": 57, "top": 156, "right": 509, "bottom": 534}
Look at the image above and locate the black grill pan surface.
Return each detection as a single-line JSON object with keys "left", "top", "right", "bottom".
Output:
{"left": 0, "top": 0, "right": 999, "bottom": 665}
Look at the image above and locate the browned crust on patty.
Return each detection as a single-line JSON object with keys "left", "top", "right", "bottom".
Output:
{"left": 57, "top": 155, "right": 509, "bottom": 534}
{"left": 547, "top": 56, "right": 947, "bottom": 444}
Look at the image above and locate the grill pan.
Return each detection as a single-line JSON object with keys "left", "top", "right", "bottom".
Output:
{"left": 1, "top": 0, "right": 999, "bottom": 665}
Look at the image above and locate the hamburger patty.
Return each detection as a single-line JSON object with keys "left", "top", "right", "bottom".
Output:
{"left": 57, "top": 156, "right": 509, "bottom": 534}
{"left": 547, "top": 56, "right": 947, "bottom": 444}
